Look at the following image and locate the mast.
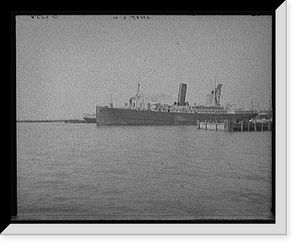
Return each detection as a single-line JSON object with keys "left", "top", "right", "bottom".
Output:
{"left": 137, "top": 82, "right": 140, "bottom": 96}
{"left": 215, "top": 76, "right": 217, "bottom": 88}
{"left": 213, "top": 76, "right": 217, "bottom": 106}
{"left": 109, "top": 92, "right": 113, "bottom": 108}
{"left": 135, "top": 83, "right": 141, "bottom": 108}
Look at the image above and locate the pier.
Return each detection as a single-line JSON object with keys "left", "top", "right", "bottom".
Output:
{"left": 196, "top": 120, "right": 272, "bottom": 132}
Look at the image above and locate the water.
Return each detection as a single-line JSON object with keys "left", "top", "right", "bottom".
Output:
{"left": 16, "top": 123, "right": 273, "bottom": 221}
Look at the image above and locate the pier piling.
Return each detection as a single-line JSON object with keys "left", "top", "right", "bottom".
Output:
{"left": 197, "top": 120, "right": 272, "bottom": 132}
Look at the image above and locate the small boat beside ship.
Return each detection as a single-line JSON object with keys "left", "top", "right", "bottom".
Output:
{"left": 83, "top": 113, "right": 96, "bottom": 123}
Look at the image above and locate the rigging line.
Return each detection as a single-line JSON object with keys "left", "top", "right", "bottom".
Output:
{"left": 225, "top": 161, "right": 243, "bottom": 192}
{"left": 226, "top": 161, "right": 271, "bottom": 182}
{"left": 225, "top": 161, "right": 272, "bottom": 206}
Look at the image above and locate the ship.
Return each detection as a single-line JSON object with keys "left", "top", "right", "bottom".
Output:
{"left": 96, "top": 83, "right": 258, "bottom": 126}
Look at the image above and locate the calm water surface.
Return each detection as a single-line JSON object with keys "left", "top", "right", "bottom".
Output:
{"left": 16, "top": 123, "right": 273, "bottom": 221}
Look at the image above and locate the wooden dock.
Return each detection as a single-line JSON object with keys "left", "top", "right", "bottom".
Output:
{"left": 197, "top": 120, "right": 272, "bottom": 132}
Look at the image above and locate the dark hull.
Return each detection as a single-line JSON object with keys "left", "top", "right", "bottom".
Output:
{"left": 96, "top": 106, "right": 258, "bottom": 126}
{"left": 83, "top": 117, "right": 96, "bottom": 123}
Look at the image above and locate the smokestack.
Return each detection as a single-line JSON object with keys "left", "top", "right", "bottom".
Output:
{"left": 215, "top": 84, "right": 223, "bottom": 106}
{"left": 177, "top": 83, "right": 187, "bottom": 106}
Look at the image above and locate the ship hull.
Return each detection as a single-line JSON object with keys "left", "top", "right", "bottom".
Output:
{"left": 96, "top": 106, "right": 257, "bottom": 126}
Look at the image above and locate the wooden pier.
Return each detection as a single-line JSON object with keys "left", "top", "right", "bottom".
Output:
{"left": 196, "top": 120, "right": 272, "bottom": 132}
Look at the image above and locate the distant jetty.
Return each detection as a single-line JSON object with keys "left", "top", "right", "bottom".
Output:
{"left": 64, "top": 119, "right": 86, "bottom": 124}
{"left": 17, "top": 120, "right": 65, "bottom": 123}
{"left": 17, "top": 119, "right": 86, "bottom": 124}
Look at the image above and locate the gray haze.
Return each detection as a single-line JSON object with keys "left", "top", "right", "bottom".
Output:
{"left": 16, "top": 15, "right": 272, "bottom": 120}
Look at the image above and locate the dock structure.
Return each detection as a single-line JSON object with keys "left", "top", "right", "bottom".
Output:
{"left": 196, "top": 120, "right": 272, "bottom": 132}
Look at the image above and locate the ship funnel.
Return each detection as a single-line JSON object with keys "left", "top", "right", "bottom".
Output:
{"left": 215, "top": 84, "right": 223, "bottom": 106}
{"left": 177, "top": 83, "right": 187, "bottom": 106}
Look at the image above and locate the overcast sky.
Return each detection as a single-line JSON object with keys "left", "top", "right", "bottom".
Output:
{"left": 16, "top": 15, "right": 272, "bottom": 120}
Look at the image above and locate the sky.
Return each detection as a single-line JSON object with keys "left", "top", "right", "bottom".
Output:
{"left": 16, "top": 15, "right": 272, "bottom": 120}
